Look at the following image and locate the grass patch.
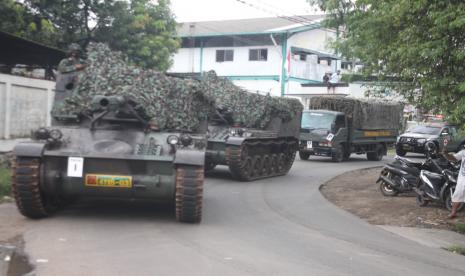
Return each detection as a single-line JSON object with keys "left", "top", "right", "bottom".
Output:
{"left": 455, "top": 222, "right": 465, "bottom": 235}
{"left": 0, "top": 164, "right": 12, "bottom": 198}
{"left": 446, "top": 245, "right": 465, "bottom": 256}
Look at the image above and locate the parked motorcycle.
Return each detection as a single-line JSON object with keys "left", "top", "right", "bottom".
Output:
{"left": 414, "top": 142, "right": 463, "bottom": 211}
{"left": 377, "top": 152, "right": 449, "bottom": 196}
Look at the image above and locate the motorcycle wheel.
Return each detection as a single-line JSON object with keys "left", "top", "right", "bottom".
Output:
{"left": 379, "top": 179, "right": 399, "bottom": 196}
{"left": 444, "top": 193, "right": 465, "bottom": 212}
{"left": 416, "top": 194, "right": 428, "bottom": 207}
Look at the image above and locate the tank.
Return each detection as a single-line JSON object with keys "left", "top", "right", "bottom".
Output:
{"left": 206, "top": 111, "right": 302, "bottom": 181}
{"left": 11, "top": 43, "right": 207, "bottom": 223}
{"left": 199, "top": 73, "right": 303, "bottom": 181}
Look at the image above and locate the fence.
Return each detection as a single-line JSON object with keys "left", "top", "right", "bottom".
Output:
{"left": 0, "top": 73, "right": 54, "bottom": 139}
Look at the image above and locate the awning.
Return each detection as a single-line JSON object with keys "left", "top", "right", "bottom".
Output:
{"left": 0, "top": 30, "right": 65, "bottom": 67}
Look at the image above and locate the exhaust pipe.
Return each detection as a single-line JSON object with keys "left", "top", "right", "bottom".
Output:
{"left": 379, "top": 175, "right": 399, "bottom": 189}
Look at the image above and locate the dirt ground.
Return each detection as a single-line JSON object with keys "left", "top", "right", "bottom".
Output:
{"left": 320, "top": 167, "right": 462, "bottom": 231}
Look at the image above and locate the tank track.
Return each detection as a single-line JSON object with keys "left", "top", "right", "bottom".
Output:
{"left": 226, "top": 139, "right": 297, "bottom": 181}
{"left": 12, "top": 157, "right": 51, "bottom": 218}
{"left": 175, "top": 165, "right": 204, "bottom": 223}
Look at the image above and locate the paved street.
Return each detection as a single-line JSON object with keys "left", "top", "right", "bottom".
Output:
{"left": 17, "top": 155, "right": 465, "bottom": 275}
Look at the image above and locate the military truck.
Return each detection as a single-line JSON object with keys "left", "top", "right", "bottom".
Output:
{"left": 198, "top": 73, "right": 303, "bottom": 181}
{"left": 12, "top": 43, "right": 207, "bottom": 223}
{"left": 299, "top": 96, "right": 403, "bottom": 162}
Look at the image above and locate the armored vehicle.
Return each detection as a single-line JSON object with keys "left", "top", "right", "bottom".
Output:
{"left": 299, "top": 96, "right": 403, "bottom": 162}
{"left": 12, "top": 96, "right": 206, "bottom": 222}
{"left": 170, "top": 71, "right": 303, "bottom": 181}
{"left": 12, "top": 43, "right": 206, "bottom": 223}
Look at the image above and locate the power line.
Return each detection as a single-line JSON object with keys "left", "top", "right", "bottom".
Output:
{"left": 251, "top": 0, "right": 319, "bottom": 25}
{"left": 234, "top": 0, "right": 320, "bottom": 26}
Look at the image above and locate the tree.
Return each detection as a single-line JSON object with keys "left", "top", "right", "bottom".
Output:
{"left": 96, "top": 0, "right": 180, "bottom": 70}
{"left": 5, "top": 0, "right": 179, "bottom": 70}
{"left": 0, "top": 0, "right": 58, "bottom": 46}
{"left": 312, "top": 0, "right": 465, "bottom": 126}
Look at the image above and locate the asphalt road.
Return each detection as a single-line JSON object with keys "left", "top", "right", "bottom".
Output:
{"left": 20, "top": 154, "right": 465, "bottom": 276}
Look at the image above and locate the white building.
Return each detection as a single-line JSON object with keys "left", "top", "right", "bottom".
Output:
{"left": 170, "top": 15, "right": 359, "bottom": 106}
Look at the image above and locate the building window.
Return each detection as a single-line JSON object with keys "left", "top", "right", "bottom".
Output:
{"left": 216, "top": 49, "right": 234, "bottom": 62}
{"left": 249, "top": 48, "right": 268, "bottom": 61}
{"left": 299, "top": 54, "right": 306, "bottom": 61}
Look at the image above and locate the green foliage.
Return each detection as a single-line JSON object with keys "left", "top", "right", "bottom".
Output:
{"left": 0, "top": 0, "right": 59, "bottom": 46}
{"left": 0, "top": 165, "right": 11, "bottom": 198}
{"left": 314, "top": 0, "right": 465, "bottom": 128}
{"left": 446, "top": 245, "right": 465, "bottom": 255}
{"left": 95, "top": 0, "right": 180, "bottom": 70}
{"left": 0, "top": 0, "right": 179, "bottom": 70}
{"left": 455, "top": 222, "right": 465, "bottom": 235}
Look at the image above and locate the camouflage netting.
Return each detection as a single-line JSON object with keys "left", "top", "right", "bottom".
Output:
{"left": 53, "top": 43, "right": 302, "bottom": 131}
{"left": 309, "top": 96, "right": 403, "bottom": 130}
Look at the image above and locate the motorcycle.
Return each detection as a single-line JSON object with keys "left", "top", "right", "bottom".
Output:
{"left": 377, "top": 153, "right": 449, "bottom": 196}
{"left": 414, "top": 142, "right": 463, "bottom": 211}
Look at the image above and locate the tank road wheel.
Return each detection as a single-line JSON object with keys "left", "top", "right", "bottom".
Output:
{"left": 270, "top": 154, "right": 279, "bottom": 174}
{"left": 262, "top": 155, "right": 272, "bottom": 176}
{"left": 277, "top": 153, "right": 286, "bottom": 174}
{"left": 12, "top": 157, "right": 54, "bottom": 218}
{"left": 299, "top": 151, "right": 310, "bottom": 160}
{"left": 283, "top": 150, "right": 297, "bottom": 173}
{"left": 175, "top": 165, "right": 204, "bottom": 223}
{"left": 252, "top": 156, "right": 263, "bottom": 178}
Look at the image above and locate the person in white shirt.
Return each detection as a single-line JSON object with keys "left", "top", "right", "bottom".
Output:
{"left": 442, "top": 149, "right": 465, "bottom": 219}
{"left": 328, "top": 70, "right": 341, "bottom": 94}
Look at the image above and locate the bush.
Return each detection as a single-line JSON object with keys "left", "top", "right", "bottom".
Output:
{"left": 455, "top": 222, "right": 465, "bottom": 235}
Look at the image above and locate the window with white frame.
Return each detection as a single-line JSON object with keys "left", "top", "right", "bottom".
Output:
{"left": 216, "top": 49, "right": 234, "bottom": 62}
{"left": 249, "top": 48, "right": 268, "bottom": 61}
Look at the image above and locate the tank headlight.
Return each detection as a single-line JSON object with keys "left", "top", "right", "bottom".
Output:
{"left": 49, "top": 129, "right": 63, "bottom": 140}
{"left": 167, "top": 135, "right": 179, "bottom": 145}
{"left": 180, "top": 134, "right": 193, "bottom": 146}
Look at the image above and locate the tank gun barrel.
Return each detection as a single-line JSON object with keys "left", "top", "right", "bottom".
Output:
{"left": 91, "top": 95, "right": 126, "bottom": 111}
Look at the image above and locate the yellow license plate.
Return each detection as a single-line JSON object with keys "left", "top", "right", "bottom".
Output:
{"left": 85, "top": 174, "right": 132, "bottom": 188}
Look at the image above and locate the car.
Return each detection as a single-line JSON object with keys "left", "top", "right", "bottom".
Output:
{"left": 395, "top": 123, "right": 465, "bottom": 156}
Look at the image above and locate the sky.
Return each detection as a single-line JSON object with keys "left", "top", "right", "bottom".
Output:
{"left": 170, "top": 0, "right": 321, "bottom": 22}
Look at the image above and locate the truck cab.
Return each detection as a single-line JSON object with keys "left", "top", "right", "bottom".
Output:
{"left": 299, "top": 110, "right": 349, "bottom": 161}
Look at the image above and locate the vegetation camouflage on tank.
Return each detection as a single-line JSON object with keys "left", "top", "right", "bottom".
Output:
{"left": 52, "top": 43, "right": 302, "bottom": 131}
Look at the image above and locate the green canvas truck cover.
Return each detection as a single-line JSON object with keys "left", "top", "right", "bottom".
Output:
{"left": 309, "top": 96, "right": 403, "bottom": 130}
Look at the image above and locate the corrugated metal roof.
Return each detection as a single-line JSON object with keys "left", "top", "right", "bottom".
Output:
{"left": 177, "top": 15, "right": 325, "bottom": 37}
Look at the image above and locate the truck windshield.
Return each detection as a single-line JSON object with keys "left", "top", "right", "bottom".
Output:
{"left": 301, "top": 112, "right": 335, "bottom": 129}
{"left": 408, "top": 125, "right": 441, "bottom": 135}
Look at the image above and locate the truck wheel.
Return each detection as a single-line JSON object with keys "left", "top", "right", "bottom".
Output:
{"left": 12, "top": 157, "right": 56, "bottom": 218}
{"left": 367, "top": 145, "right": 384, "bottom": 161}
{"left": 204, "top": 161, "right": 217, "bottom": 171}
{"left": 342, "top": 146, "right": 350, "bottom": 161}
{"left": 395, "top": 148, "right": 406, "bottom": 156}
{"left": 331, "top": 144, "right": 344, "bottom": 162}
{"left": 175, "top": 165, "right": 204, "bottom": 223}
{"left": 299, "top": 151, "right": 310, "bottom": 160}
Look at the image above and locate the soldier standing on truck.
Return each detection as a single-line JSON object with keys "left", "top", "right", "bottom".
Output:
{"left": 54, "top": 43, "right": 87, "bottom": 104}
{"left": 328, "top": 70, "right": 341, "bottom": 94}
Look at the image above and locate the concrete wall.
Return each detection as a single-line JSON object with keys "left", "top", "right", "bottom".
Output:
{"left": 0, "top": 74, "right": 55, "bottom": 139}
